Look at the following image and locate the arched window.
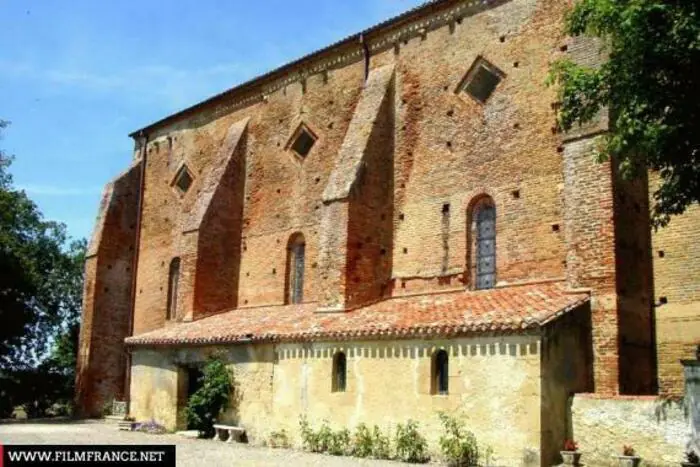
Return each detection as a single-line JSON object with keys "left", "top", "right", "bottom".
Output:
{"left": 471, "top": 197, "right": 496, "bottom": 290}
{"left": 332, "top": 352, "right": 347, "bottom": 392}
{"left": 167, "top": 257, "right": 181, "bottom": 320}
{"left": 286, "top": 233, "right": 305, "bottom": 304}
{"left": 432, "top": 350, "right": 449, "bottom": 395}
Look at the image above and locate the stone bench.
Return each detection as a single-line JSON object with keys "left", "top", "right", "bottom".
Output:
{"left": 213, "top": 424, "right": 246, "bottom": 443}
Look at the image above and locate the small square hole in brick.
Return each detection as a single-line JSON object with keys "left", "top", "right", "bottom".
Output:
{"left": 442, "top": 203, "right": 450, "bottom": 214}
{"left": 174, "top": 166, "right": 193, "bottom": 193}
{"left": 461, "top": 59, "right": 504, "bottom": 104}
{"left": 512, "top": 190, "right": 521, "bottom": 199}
{"left": 291, "top": 128, "right": 316, "bottom": 158}
{"left": 660, "top": 296, "right": 668, "bottom": 304}
{"left": 658, "top": 250, "right": 665, "bottom": 258}
{"left": 552, "top": 224, "right": 560, "bottom": 232}
{"left": 403, "top": 248, "right": 408, "bottom": 254}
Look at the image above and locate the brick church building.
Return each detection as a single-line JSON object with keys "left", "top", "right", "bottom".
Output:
{"left": 75, "top": 0, "right": 700, "bottom": 464}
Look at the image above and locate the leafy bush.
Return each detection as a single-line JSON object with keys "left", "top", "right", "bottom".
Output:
{"left": 371, "top": 425, "right": 391, "bottom": 459}
{"left": 299, "top": 418, "right": 356, "bottom": 456}
{"left": 328, "top": 428, "right": 351, "bottom": 456}
{"left": 315, "top": 421, "right": 334, "bottom": 453}
{"left": 353, "top": 424, "right": 373, "bottom": 458}
{"left": 268, "top": 429, "right": 290, "bottom": 449}
{"left": 299, "top": 417, "right": 322, "bottom": 452}
{"left": 184, "top": 358, "right": 233, "bottom": 438}
{"left": 102, "top": 399, "right": 113, "bottom": 417}
{"left": 395, "top": 420, "right": 429, "bottom": 463}
{"left": 352, "top": 423, "right": 391, "bottom": 459}
{"left": 438, "top": 412, "right": 479, "bottom": 467}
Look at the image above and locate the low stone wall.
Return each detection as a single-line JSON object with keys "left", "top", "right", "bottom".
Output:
{"left": 571, "top": 394, "right": 686, "bottom": 466}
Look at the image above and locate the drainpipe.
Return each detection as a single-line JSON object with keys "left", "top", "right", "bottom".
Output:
{"left": 360, "top": 34, "right": 370, "bottom": 83}
{"left": 125, "top": 130, "right": 148, "bottom": 414}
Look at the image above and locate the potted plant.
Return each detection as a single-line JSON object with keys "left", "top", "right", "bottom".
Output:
{"left": 683, "top": 450, "right": 700, "bottom": 467}
{"left": 618, "top": 445, "right": 641, "bottom": 467}
{"left": 560, "top": 439, "right": 582, "bottom": 466}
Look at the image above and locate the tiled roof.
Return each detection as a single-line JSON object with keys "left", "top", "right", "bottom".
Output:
{"left": 125, "top": 283, "right": 589, "bottom": 347}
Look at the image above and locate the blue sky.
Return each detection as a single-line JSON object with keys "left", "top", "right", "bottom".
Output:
{"left": 0, "top": 0, "right": 424, "bottom": 241}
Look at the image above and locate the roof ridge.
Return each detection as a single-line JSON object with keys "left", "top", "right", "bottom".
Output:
{"left": 129, "top": 0, "right": 510, "bottom": 138}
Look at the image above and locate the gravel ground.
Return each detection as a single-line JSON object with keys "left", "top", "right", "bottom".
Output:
{"left": 0, "top": 420, "right": 416, "bottom": 467}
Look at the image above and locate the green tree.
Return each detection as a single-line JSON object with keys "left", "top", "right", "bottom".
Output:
{"left": 0, "top": 120, "right": 86, "bottom": 417}
{"left": 548, "top": 0, "right": 700, "bottom": 226}
{"left": 185, "top": 358, "right": 233, "bottom": 437}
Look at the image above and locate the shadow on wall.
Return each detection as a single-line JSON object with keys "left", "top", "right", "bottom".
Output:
{"left": 543, "top": 303, "right": 595, "bottom": 467}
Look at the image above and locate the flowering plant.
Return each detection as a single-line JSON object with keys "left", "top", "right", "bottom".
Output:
{"left": 563, "top": 439, "right": 578, "bottom": 452}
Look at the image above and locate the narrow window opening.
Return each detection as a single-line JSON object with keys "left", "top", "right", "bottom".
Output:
{"left": 432, "top": 350, "right": 449, "bottom": 395}
{"left": 471, "top": 197, "right": 497, "bottom": 290}
{"left": 332, "top": 352, "right": 347, "bottom": 392}
{"left": 167, "top": 257, "right": 181, "bottom": 320}
{"left": 286, "top": 234, "right": 306, "bottom": 304}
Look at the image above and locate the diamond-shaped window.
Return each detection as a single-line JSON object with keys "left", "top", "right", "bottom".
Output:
{"left": 173, "top": 165, "right": 193, "bottom": 194}
{"left": 458, "top": 57, "right": 505, "bottom": 104}
{"left": 288, "top": 124, "right": 317, "bottom": 159}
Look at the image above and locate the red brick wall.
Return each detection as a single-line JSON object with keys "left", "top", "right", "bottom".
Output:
{"left": 345, "top": 78, "right": 395, "bottom": 308}
{"left": 651, "top": 190, "right": 700, "bottom": 396}
{"left": 76, "top": 162, "right": 140, "bottom": 416}
{"left": 562, "top": 136, "right": 620, "bottom": 395}
{"left": 130, "top": 0, "right": 572, "bottom": 323}
{"left": 79, "top": 0, "right": 676, "bottom": 409}
{"left": 560, "top": 33, "right": 654, "bottom": 395}
{"left": 612, "top": 169, "right": 655, "bottom": 394}
{"left": 188, "top": 122, "right": 249, "bottom": 319}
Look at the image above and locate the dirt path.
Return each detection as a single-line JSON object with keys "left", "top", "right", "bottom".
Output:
{"left": 0, "top": 420, "right": 416, "bottom": 467}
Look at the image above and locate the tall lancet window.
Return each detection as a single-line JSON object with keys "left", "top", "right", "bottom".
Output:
{"left": 286, "top": 233, "right": 305, "bottom": 304}
{"left": 167, "top": 257, "right": 181, "bottom": 320}
{"left": 472, "top": 197, "right": 496, "bottom": 290}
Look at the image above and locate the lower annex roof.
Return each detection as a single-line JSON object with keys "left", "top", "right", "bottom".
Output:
{"left": 125, "top": 282, "right": 590, "bottom": 347}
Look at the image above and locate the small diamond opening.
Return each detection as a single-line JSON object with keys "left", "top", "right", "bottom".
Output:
{"left": 289, "top": 126, "right": 316, "bottom": 158}
{"left": 173, "top": 166, "right": 193, "bottom": 194}
{"left": 459, "top": 57, "right": 505, "bottom": 104}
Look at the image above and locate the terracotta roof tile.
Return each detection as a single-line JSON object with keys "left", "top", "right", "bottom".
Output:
{"left": 125, "top": 282, "right": 589, "bottom": 347}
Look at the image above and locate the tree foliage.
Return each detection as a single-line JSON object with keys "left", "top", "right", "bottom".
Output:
{"left": 0, "top": 120, "right": 86, "bottom": 417}
{"left": 548, "top": 0, "right": 700, "bottom": 226}
{"left": 184, "top": 358, "right": 233, "bottom": 437}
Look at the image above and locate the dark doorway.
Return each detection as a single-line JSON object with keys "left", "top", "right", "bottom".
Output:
{"left": 187, "top": 367, "right": 204, "bottom": 400}
{"left": 177, "top": 365, "right": 204, "bottom": 430}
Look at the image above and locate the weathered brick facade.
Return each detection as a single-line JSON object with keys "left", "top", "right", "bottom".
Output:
{"left": 77, "top": 0, "right": 696, "bottom": 444}
{"left": 76, "top": 161, "right": 141, "bottom": 416}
